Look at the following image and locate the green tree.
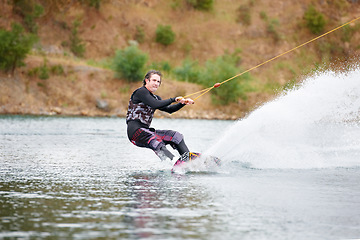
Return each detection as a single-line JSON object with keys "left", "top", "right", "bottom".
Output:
{"left": 135, "top": 25, "right": 145, "bottom": 43}
{"left": 237, "top": 4, "right": 252, "bottom": 25}
{"left": 12, "top": 0, "right": 44, "bottom": 34}
{"left": 304, "top": 5, "right": 327, "bottom": 34}
{"left": 186, "top": 0, "right": 213, "bottom": 11}
{"left": 267, "top": 18, "right": 281, "bottom": 42}
{"left": 87, "top": 0, "right": 101, "bottom": 9}
{"left": 79, "top": 0, "right": 101, "bottom": 9}
{"left": 70, "top": 19, "right": 86, "bottom": 57}
{"left": 198, "top": 53, "right": 249, "bottom": 105}
{"left": 173, "top": 58, "right": 200, "bottom": 83}
{"left": 24, "top": 4, "right": 44, "bottom": 34}
{"left": 112, "top": 45, "right": 148, "bottom": 82}
{"left": 155, "top": 24, "right": 176, "bottom": 46}
{"left": 0, "top": 23, "right": 38, "bottom": 73}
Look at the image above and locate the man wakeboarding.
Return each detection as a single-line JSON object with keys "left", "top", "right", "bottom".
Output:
{"left": 126, "top": 70, "right": 194, "bottom": 161}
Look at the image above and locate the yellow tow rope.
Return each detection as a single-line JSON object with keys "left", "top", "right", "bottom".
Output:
{"left": 184, "top": 16, "right": 360, "bottom": 101}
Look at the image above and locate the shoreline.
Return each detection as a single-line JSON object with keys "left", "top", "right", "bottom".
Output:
{"left": 0, "top": 108, "right": 240, "bottom": 120}
{"left": 0, "top": 56, "right": 264, "bottom": 122}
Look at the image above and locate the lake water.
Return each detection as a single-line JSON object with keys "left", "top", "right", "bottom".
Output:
{"left": 1, "top": 69, "right": 360, "bottom": 239}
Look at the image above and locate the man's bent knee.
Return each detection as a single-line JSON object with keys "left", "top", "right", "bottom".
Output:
{"left": 172, "top": 131, "right": 184, "bottom": 145}
{"left": 158, "top": 130, "right": 183, "bottom": 145}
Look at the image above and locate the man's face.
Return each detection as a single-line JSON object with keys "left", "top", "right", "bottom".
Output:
{"left": 145, "top": 74, "right": 161, "bottom": 93}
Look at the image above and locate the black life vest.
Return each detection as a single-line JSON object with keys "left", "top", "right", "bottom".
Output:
{"left": 126, "top": 99, "right": 155, "bottom": 127}
{"left": 126, "top": 88, "right": 158, "bottom": 127}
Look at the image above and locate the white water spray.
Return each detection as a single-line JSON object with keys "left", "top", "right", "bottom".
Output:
{"left": 207, "top": 68, "right": 360, "bottom": 169}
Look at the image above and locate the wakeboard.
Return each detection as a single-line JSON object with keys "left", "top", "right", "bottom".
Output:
{"left": 171, "top": 152, "right": 221, "bottom": 173}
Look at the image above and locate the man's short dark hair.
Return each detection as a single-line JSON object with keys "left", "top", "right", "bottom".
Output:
{"left": 143, "top": 70, "right": 162, "bottom": 85}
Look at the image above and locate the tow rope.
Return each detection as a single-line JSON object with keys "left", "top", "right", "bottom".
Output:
{"left": 183, "top": 16, "right": 360, "bottom": 101}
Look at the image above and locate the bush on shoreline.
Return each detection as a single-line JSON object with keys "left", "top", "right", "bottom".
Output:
{"left": 0, "top": 23, "right": 38, "bottom": 74}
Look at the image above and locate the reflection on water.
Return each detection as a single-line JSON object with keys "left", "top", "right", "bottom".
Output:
{"left": 1, "top": 115, "right": 360, "bottom": 240}
{"left": 1, "top": 169, "right": 222, "bottom": 239}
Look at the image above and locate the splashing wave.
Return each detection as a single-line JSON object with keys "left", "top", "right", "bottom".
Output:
{"left": 207, "top": 69, "right": 360, "bottom": 169}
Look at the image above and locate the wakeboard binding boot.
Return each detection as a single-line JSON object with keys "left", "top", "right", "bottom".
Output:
{"left": 173, "top": 152, "right": 201, "bottom": 167}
